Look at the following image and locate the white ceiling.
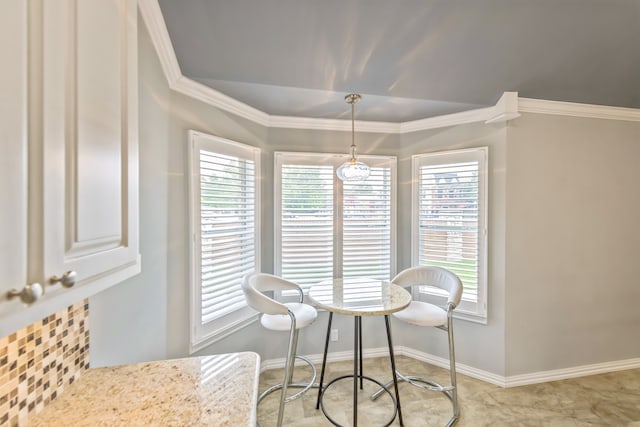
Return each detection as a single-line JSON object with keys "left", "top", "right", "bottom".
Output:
{"left": 157, "top": 0, "right": 640, "bottom": 122}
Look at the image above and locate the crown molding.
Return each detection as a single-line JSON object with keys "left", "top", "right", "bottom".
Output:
{"left": 138, "top": 0, "right": 271, "bottom": 126}
{"left": 138, "top": 0, "right": 521, "bottom": 134}
{"left": 139, "top": 0, "right": 639, "bottom": 135}
{"left": 268, "top": 115, "right": 401, "bottom": 134}
{"left": 486, "top": 91, "right": 521, "bottom": 124}
{"left": 174, "top": 77, "right": 271, "bottom": 126}
{"left": 399, "top": 106, "right": 493, "bottom": 133}
{"left": 519, "top": 97, "right": 640, "bottom": 122}
{"left": 137, "top": 0, "right": 181, "bottom": 84}
{"left": 398, "top": 91, "right": 521, "bottom": 132}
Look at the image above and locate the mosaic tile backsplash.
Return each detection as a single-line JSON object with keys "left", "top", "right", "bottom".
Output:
{"left": 0, "top": 300, "right": 89, "bottom": 427}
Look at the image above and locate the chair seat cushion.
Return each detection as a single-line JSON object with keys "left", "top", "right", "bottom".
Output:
{"left": 261, "top": 302, "right": 318, "bottom": 331}
{"left": 392, "top": 301, "right": 447, "bottom": 327}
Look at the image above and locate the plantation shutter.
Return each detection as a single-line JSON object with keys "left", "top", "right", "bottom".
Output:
{"left": 414, "top": 145, "right": 490, "bottom": 310}
{"left": 189, "top": 130, "right": 260, "bottom": 350}
{"left": 275, "top": 152, "right": 396, "bottom": 291}
{"left": 343, "top": 167, "right": 392, "bottom": 280}
{"left": 280, "top": 164, "right": 334, "bottom": 289}
{"left": 199, "top": 150, "right": 256, "bottom": 321}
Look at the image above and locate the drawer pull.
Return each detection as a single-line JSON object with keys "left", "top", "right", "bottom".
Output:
{"left": 49, "top": 270, "right": 77, "bottom": 288}
{"left": 6, "top": 283, "right": 44, "bottom": 305}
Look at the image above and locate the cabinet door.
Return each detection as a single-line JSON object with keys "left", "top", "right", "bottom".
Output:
{"left": 1, "top": 0, "right": 140, "bottom": 336}
{"left": 0, "top": 1, "right": 29, "bottom": 330}
{"left": 37, "top": 0, "right": 140, "bottom": 299}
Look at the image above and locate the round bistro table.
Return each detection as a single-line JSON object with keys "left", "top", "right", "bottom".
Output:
{"left": 308, "top": 277, "right": 411, "bottom": 427}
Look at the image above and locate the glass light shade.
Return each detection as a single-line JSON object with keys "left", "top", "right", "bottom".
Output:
{"left": 336, "top": 159, "right": 370, "bottom": 181}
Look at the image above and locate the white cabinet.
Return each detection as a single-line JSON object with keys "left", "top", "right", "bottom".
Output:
{"left": 0, "top": 0, "right": 30, "bottom": 334}
{"left": 0, "top": 0, "right": 140, "bottom": 336}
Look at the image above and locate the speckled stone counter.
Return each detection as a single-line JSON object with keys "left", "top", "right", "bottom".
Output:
{"left": 27, "top": 352, "right": 260, "bottom": 427}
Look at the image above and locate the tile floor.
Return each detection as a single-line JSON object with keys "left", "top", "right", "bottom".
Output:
{"left": 257, "top": 356, "right": 640, "bottom": 426}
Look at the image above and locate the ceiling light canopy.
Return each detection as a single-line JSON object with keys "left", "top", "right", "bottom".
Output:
{"left": 336, "top": 94, "right": 370, "bottom": 182}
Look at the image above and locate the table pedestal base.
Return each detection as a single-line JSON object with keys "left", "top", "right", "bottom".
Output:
{"left": 315, "top": 313, "right": 404, "bottom": 427}
{"left": 319, "top": 375, "right": 397, "bottom": 427}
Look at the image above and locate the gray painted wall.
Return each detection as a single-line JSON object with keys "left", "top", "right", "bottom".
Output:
{"left": 505, "top": 113, "right": 640, "bottom": 376}
{"left": 90, "top": 16, "right": 640, "bottom": 377}
{"left": 89, "top": 16, "right": 171, "bottom": 367}
{"left": 397, "top": 123, "right": 508, "bottom": 375}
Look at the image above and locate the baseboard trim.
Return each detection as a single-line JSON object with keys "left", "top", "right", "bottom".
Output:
{"left": 504, "top": 357, "right": 640, "bottom": 387}
{"left": 393, "top": 346, "right": 507, "bottom": 387}
{"left": 260, "top": 347, "right": 640, "bottom": 389}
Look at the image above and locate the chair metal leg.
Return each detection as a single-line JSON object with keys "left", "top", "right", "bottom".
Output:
{"left": 371, "top": 371, "right": 454, "bottom": 400}
{"left": 287, "top": 327, "right": 300, "bottom": 385}
{"left": 370, "top": 317, "right": 460, "bottom": 426}
{"left": 258, "top": 355, "right": 317, "bottom": 401}
{"left": 447, "top": 313, "right": 460, "bottom": 422}
{"left": 276, "top": 314, "right": 298, "bottom": 427}
{"left": 257, "top": 354, "right": 317, "bottom": 405}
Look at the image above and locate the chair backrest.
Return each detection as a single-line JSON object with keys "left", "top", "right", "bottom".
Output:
{"left": 242, "top": 273, "right": 302, "bottom": 315}
{"left": 392, "top": 266, "right": 463, "bottom": 307}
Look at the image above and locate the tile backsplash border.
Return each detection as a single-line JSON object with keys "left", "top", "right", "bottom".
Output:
{"left": 0, "top": 300, "right": 89, "bottom": 427}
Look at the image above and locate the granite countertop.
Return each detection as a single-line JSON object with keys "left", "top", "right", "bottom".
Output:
{"left": 28, "top": 352, "right": 260, "bottom": 426}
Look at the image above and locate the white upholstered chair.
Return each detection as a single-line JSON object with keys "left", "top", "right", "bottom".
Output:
{"left": 372, "top": 266, "right": 463, "bottom": 426}
{"left": 242, "top": 273, "right": 318, "bottom": 427}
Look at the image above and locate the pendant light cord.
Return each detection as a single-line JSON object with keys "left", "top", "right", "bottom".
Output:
{"left": 336, "top": 93, "right": 369, "bottom": 181}
{"left": 345, "top": 93, "right": 360, "bottom": 162}
{"left": 350, "top": 100, "right": 356, "bottom": 161}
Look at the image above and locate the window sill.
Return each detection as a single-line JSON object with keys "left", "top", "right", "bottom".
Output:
{"left": 190, "top": 313, "right": 258, "bottom": 354}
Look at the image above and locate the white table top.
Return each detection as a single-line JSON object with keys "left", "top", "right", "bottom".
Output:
{"left": 308, "top": 277, "right": 411, "bottom": 316}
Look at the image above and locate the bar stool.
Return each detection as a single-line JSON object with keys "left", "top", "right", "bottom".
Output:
{"left": 242, "top": 273, "right": 318, "bottom": 427}
{"left": 372, "top": 266, "right": 463, "bottom": 426}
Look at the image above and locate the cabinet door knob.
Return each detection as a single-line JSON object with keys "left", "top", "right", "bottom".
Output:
{"left": 6, "top": 283, "right": 44, "bottom": 305}
{"left": 49, "top": 270, "right": 77, "bottom": 288}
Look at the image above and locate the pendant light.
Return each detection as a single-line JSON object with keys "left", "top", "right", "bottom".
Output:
{"left": 336, "top": 93, "right": 370, "bottom": 182}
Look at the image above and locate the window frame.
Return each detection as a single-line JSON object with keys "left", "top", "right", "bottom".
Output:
{"left": 411, "top": 147, "right": 488, "bottom": 322}
{"left": 274, "top": 151, "right": 397, "bottom": 291}
{"left": 188, "top": 130, "right": 261, "bottom": 352}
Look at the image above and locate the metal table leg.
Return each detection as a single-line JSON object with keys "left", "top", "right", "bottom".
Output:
{"left": 385, "top": 315, "right": 404, "bottom": 426}
{"left": 359, "top": 317, "right": 363, "bottom": 389}
{"left": 317, "top": 313, "right": 398, "bottom": 427}
{"left": 353, "top": 316, "right": 360, "bottom": 426}
{"left": 316, "top": 312, "right": 333, "bottom": 410}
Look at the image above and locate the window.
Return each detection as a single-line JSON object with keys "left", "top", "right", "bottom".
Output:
{"left": 274, "top": 152, "right": 396, "bottom": 290}
{"left": 412, "top": 147, "right": 488, "bottom": 321}
{"left": 188, "top": 131, "right": 260, "bottom": 351}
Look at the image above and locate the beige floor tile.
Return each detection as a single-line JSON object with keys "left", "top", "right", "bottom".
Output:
{"left": 257, "top": 356, "right": 640, "bottom": 426}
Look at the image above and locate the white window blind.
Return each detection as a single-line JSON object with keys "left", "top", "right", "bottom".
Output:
{"left": 343, "top": 168, "right": 392, "bottom": 280}
{"left": 189, "top": 131, "right": 260, "bottom": 351}
{"left": 280, "top": 164, "right": 334, "bottom": 287}
{"left": 413, "top": 147, "right": 487, "bottom": 321}
{"left": 199, "top": 150, "right": 255, "bottom": 320}
{"left": 275, "top": 152, "right": 396, "bottom": 291}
